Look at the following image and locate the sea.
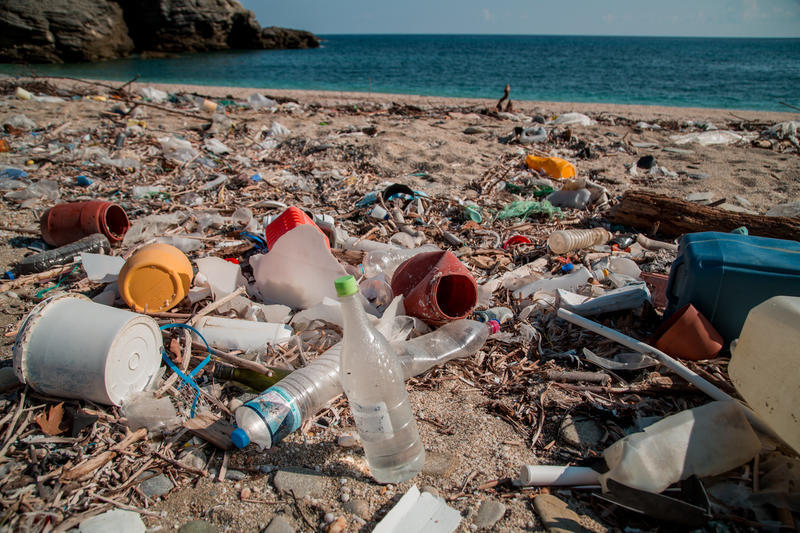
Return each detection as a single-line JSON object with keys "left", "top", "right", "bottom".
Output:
{"left": 2, "top": 35, "right": 799, "bottom": 112}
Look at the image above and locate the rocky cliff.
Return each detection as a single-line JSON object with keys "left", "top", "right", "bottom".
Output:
{"left": 0, "top": 0, "right": 319, "bottom": 64}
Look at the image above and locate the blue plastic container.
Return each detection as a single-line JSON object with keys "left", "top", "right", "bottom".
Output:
{"left": 665, "top": 232, "right": 800, "bottom": 343}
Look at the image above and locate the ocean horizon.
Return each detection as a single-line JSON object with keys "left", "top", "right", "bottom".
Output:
{"left": 2, "top": 34, "right": 798, "bottom": 112}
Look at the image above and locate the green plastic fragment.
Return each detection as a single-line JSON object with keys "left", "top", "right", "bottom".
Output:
{"left": 496, "top": 200, "right": 562, "bottom": 220}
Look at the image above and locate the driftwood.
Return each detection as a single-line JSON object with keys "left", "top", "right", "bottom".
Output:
{"left": 611, "top": 190, "right": 800, "bottom": 240}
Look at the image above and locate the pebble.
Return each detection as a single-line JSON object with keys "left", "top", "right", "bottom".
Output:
{"left": 138, "top": 472, "right": 174, "bottom": 498}
{"left": 686, "top": 191, "right": 714, "bottom": 203}
{"left": 340, "top": 493, "right": 350, "bottom": 503}
{"left": 766, "top": 201, "right": 800, "bottom": 218}
{"left": 262, "top": 516, "right": 294, "bottom": 533}
{"left": 240, "top": 487, "right": 252, "bottom": 500}
{"left": 474, "top": 499, "right": 506, "bottom": 529}
{"left": 343, "top": 498, "right": 370, "bottom": 520}
{"left": 559, "top": 415, "right": 603, "bottom": 450}
{"left": 464, "top": 126, "right": 487, "bottom": 134}
{"left": 272, "top": 468, "right": 328, "bottom": 499}
{"left": 421, "top": 451, "right": 458, "bottom": 477}
{"left": 79, "top": 509, "right": 145, "bottom": 533}
{"left": 533, "top": 494, "right": 586, "bottom": 533}
{"left": 178, "top": 520, "right": 219, "bottom": 533}
{"left": 226, "top": 469, "right": 247, "bottom": 481}
{"left": 323, "top": 512, "right": 335, "bottom": 523}
{"left": 687, "top": 172, "right": 711, "bottom": 180}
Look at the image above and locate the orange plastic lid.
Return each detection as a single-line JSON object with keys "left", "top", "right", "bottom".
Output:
{"left": 118, "top": 244, "right": 193, "bottom": 313}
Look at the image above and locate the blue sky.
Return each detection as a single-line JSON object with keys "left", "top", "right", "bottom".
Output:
{"left": 240, "top": 0, "right": 800, "bottom": 37}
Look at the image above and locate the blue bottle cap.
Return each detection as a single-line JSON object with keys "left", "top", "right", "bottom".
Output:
{"left": 561, "top": 263, "right": 574, "bottom": 273}
{"left": 230, "top": 428, "right": 250, "bottom": 449}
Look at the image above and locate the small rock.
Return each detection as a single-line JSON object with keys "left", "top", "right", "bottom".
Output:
{"left": 340, "top": 493, "right": 350, "bottom": 503}
{"left": 474, "top": 500, "right": 506, "bottom": 529}
{"left": 273, "top": 468, "right": 328, "bottom": 499}
{"left": 263, "top": 516, "right": 294, "bottom": 533}
{"left": 226, "top": 469, "right": 247, "bottom": 481}
{"left": 687, "top": 172, "right": 711, "bottom": 180}
{"left": 343, "top": 498, "right": 370, "bottom": 520}
{"left": 240, "top": 487, "right": 252, "bottom": 500}
{"left": 753, "top": 139, "right": 772, "bottom": 149}
{"left": 464, "top": 126, "right": 487, "bottom": 134}
{"left": 79, "top": 509, "right": 145, "bottom": 533}
{"left": 421, "top": 485, "right": 439, "bottom": 498}
{"left": 337, "top": 434, "right": 359, "bottom": 448}
{"left": 686, "top": 191, "right": 714, "bottom": 203}
{"left": 421, "top": 451, "right": 458, "bottom": 477}
{"left": 766, "top": 201, "right": 800, "bottom": 218}
{"left": 326, "top": 517, "right": 347, "bottom": 533}
{"left": 559, "top": 415, "right": 603, "bottom": 450}
{"left": 718, "top": 203, "right": 758, "bottom": 215}
{"left": 138, "top": 472, "right": 174, "bottom": 498}
{"left": 0, "top": 367, "right": 21, "bottom": 393}
{"left": 323, "top": 512, "right": 335, "bottom": 523}
{"left": 636, "top": 155, "right": 656, "bottom": 169}
{"left": 734, "top": 195, "right": 753, "bottom": 207}
{"left": 178, "top": 520, "right": 219, "bottom": 533}
{"left": 533, "top": 494, "right": 586, "bottom": 533}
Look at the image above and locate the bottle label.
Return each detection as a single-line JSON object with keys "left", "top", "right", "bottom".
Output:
{"left": 245, "top": 387, "right": 301, "bottom": 445}
{"left": 351, "top": 401, "right": 394, "bottom": 441}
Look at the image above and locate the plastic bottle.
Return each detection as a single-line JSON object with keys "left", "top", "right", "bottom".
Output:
{"left": 15, "top": 234, "right": 111, "bottom": 275}
{"left": 335, "top": 275, "right": 424, "bottom": 482}
{"left": 362, "top": 244, "right": 440, "bottom": 278}
{"left": 547, "top": 228, "right": 612, "bottom": 255}
{"left": 212, "top": 365, "right": 292, "bottom": 393}
{"left": 192, "top": 316, "right": 292, "bottom": 352}
{"left": 230, "top": 319, "right": 489, "bottom": 450}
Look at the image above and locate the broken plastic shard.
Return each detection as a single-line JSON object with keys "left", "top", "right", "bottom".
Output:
{"left": 195, "top": 256, "right": 247, "bottom": 300}
{"left": 582, "top": 348, "right": 658, "bottom": 371}
{"left": 81, "top": 253, "right": 125, "bottom": 283}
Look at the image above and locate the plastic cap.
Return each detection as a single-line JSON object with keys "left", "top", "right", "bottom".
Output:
{"left": 335, "top": 275, "right": 358, "bottom": 297}
{"left": 230, "top": 428, "right": 251, "bottom": 449}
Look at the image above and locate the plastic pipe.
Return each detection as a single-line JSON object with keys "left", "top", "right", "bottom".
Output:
{"left": 515, "top": 465, "right": 600, "bottom": 487}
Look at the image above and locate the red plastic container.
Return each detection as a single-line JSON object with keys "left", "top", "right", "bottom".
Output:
{"left": 40, "top": 200, "right": 130, "bottom": 247}
{"left": 391, "top": 250, "right": 478, "bottom": 326}
{"left": 265, "top": 206, "right": 329, "bottom": 249}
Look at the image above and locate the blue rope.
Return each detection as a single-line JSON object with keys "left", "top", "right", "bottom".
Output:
{"left": 240, "top": 231, "right": 268, "bottom": 252}
{"left": 159, "top": 323, "right": 212, "bottom": 418}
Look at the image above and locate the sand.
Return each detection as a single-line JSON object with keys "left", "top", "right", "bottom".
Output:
{"left": 0, "top": 77, "right": 798, "bottom": 532}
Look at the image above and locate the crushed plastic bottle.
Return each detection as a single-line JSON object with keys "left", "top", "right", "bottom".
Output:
{"left": 361, "top": 244, "right": 440, "bottom": 278}
{"left": 230, "top": 319, "right": 489, "bottom": 450}
{"left": 546, "top": 228, "right": 611, "bottom": 254}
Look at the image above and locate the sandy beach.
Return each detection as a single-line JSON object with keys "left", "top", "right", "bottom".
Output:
{"left": 0, "top": 76, "right": 798, "bottom": 532}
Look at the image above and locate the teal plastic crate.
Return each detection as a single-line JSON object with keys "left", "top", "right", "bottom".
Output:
{"left": 665, "top": 232, "right": 800, "bottom": 343}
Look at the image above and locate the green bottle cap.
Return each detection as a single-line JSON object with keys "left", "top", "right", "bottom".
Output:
{"left": 334, "top": 275, "right": 358, "bottom": 297}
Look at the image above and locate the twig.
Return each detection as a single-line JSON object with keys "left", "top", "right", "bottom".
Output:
{"left": 152, "top": 450, "right": 206, "bottom": 477}
{"left": 778, "top": 101, "right": 800, "bottom": 112}
{"left": 92, "top": 494, "right": 164, "bottom": 518}
{"left": 217, "top": 450, "right": 229, "bottom": 482}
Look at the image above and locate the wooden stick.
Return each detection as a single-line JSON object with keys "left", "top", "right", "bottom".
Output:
{"left": 61, "top": 428, "right": 147, "bottom": 481}
{"left": 92, "top": 494, "right": 164, "bottom": 518}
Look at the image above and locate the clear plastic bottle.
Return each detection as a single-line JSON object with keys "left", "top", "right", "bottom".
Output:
{"left": 335, "top": 275, "right": 424, "bottom": 482}
{"left": 547, "top": 228, "right": 611, "bottom": 254}
{"left": 230, "top": 320, "right": 488, "bottom": 450}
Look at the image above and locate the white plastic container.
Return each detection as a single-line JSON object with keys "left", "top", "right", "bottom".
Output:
{"left": 547, "top": 228, "right": 611, "bottom": 254}
{"left": 730, "top": 296, "right": 800, "bottom": 453}
{"left": 193, "top": 316, "right": 292, "bottom": 352}
{"left": 13, "top": 294, "right": 162, "bottom": 406}
{"left": 515, "top": 465, "right": 600, "bottom": 487}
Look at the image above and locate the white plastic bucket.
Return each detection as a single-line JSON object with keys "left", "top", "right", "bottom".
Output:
{"left": 13, "top": 293, "right": 162, "bottom": 406}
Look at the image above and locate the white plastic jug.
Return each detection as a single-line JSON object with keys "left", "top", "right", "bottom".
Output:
{"left": 729, "top": 296, "right": 800, "bottom": 453}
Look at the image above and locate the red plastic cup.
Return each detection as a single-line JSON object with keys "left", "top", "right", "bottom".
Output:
{"left": 265, "top": 206, "right": 329, "bottom": 249}
{"left": 40, "top": 200, "right": 130, "bottom": 247}
{"left": 391, "top": 250, "right": 478, "bottom": 326}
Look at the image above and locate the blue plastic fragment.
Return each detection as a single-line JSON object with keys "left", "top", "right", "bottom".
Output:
{"left": 76, "top": 175, "right": 92, "bottom": 186}
{"left": 0, "top": 168, "right": 28, "bottom": 179}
